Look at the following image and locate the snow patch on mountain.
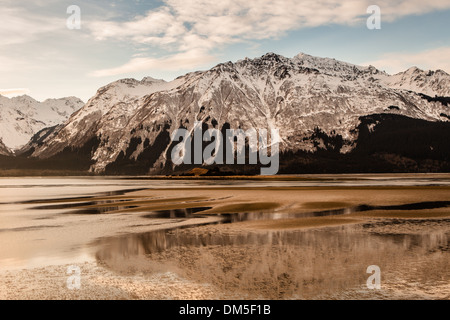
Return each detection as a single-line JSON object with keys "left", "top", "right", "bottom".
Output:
{"left": 384, "top": 67, "right": 450, "bottom": 97}
{"left": 0, "top": 95, "right": 84, "bottom": 150}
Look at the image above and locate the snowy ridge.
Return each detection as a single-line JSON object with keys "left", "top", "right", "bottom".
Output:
{"left": 29, "top": 52, "right": 450, "bottom": 173}
{"left": 38, "top": 77, "right": 186, "bottom": 156}
{"left": 384, "top": 67, "right": 450, "bottom": 97}
{"left": 0, "top": 95, "right": 84, "bottom": 150}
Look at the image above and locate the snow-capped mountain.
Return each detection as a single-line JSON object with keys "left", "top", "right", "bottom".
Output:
{"left": 384, "top": 67, "right": 450, "bottom": 97}
{"left": 0, "top": 95, "right": 84, "bottom": 150}
{"left": 26, "top": 52, "right": 450, "bottom": 174}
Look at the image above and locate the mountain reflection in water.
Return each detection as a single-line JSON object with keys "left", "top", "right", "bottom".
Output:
{"left": 95, "top": 220, "right": 450, "bottom": 299}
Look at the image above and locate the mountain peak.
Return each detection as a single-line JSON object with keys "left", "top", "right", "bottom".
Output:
{"left": 141, "top": 76, "right": 166, "bottom": 83}
{"left": 261, "top": 52, "right": 284, "bottom": 59}
{"left": 0, "top": 95, "right": 84, "bottom": 150}
{"left": 9, "top": 94, "right": 38, "bottom": 103}
{"left": 397, "top": 66, "right": 450, "bottom": 77}
{"left": 404, "top": 66, "right": 422, "bottom": 73}
{"left": 42, "top": 96, "right": 85, "bottom": 104}
{"left": 434, "top": 69, "right": 449, "bottom": 76}
{"left": 293, "top": 52, "right": 313, "bottom": 60}
{"left": 238, "top": 52, "right": 290, "bottom": 66}
{"left": 387, "top": 65, "right": 450, "bottom": 96}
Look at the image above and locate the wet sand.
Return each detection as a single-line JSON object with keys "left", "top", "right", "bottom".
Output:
{"left": 1, "top": 180, "right": 449, "bottom": 300}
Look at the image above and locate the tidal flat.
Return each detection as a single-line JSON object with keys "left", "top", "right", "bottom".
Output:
{"left": 0, "top": 175, "right": 449, "bottom": 299}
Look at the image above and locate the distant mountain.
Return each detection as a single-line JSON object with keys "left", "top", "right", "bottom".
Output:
{"left": 0, "top": 95, "right": 84, "bottom": 150}
{"left": 15, "top": 52, "right": 450, "bottom": 174}
{"left": 385, "top": 67, "right": 450, "bottom": 97}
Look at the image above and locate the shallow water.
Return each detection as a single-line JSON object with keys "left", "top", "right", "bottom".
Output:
{"left": 94, "top": 220, "right": 450, "bottom": 299}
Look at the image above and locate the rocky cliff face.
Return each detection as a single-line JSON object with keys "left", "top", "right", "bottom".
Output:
{"left": 0, "top": 139, "right": 11, "bottom": 156}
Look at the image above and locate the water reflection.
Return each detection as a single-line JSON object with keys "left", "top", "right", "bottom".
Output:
{"left": 67, "top": 206, "right": 139, "bottom": 215}
{"left": 96, "top": 223, "right": 450, "bottom": 258}
{"left": 136, "top": 200, "right": 450, "bottom": 224}
{"left": 201, "top": 200, "right": 450, "bottom": 223}
{"left": 298, "top": 201, "right": 450, "bottom": 218}
{"left": 143, "top": 207, "right": 212, "bottom": 219}
{"left": 95, "top": 221, "right": 450, "bottom": 299}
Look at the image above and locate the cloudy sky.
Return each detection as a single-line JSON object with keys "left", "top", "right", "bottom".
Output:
{"left": 1, "top": 0, "right": 449, "bottom": 102}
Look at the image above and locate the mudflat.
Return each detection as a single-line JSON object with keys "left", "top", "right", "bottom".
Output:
{"left": 0, "top": 179, "right": 449, "bottom": 299}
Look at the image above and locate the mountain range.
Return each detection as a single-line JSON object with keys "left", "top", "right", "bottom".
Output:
{"left": 0, "top": 95, "right": 84, "bottom": 153}
{"left": 2, "top": 52, "right": 450, "bottom": 175}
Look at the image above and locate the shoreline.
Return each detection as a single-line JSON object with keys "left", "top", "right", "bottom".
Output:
{"left": 2, "top": 172, "right": 450, "bottom": 179}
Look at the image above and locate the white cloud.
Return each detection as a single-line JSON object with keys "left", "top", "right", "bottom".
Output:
{"left": 375, "top": 0, "right": 450, "bottom": 21}
{"left": 89, "top": 49, "right": 215, "bottom": 77}
{"left": 0, "top": 7, "right": 63, "bottom": 45}
{"left": 0, "top": 88, "right": 31, "bottom": 98}
{"left": 87, "top": 0, "right": 450, "bottom": 77}
{"left": 362, "top": 47, "right": 450, "bottom": 74}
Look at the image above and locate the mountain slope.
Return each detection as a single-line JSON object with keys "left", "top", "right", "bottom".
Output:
{"left": 384, "top": 67, "right": 450, "bottom": 97}
{"left": 0, "top": 95, "right": 84, "bottom": 150}
{"left": 27, "top": 52, "right": 450, "bottom": 174}
{"left": 0, "top": 139, "right": 11, "bottom": 156}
